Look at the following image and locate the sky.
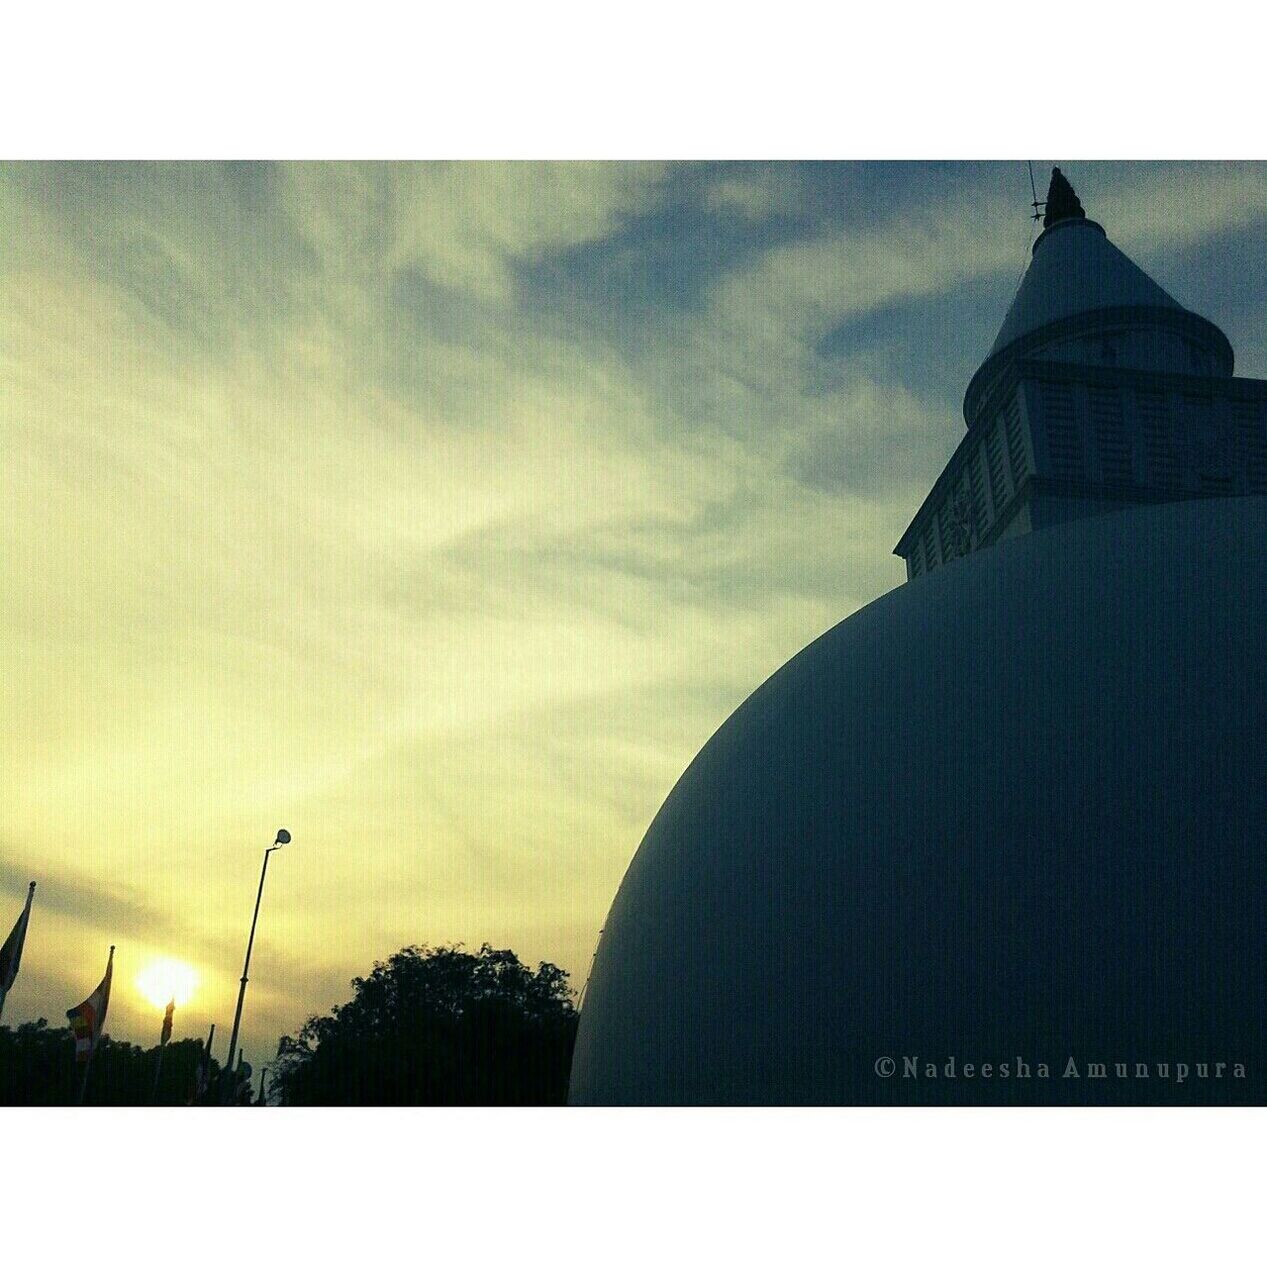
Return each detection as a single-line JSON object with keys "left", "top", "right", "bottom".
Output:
{"left": 2, "top": 160, "right": 1266, "bottom": 1069}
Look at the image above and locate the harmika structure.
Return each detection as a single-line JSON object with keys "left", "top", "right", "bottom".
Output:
{"left": 897, "top": 168, "right": 1266, "bottom": 577}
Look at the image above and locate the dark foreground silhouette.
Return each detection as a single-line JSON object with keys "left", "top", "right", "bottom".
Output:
{"left": 0, "top": 943, "right": 576, "bottom": 1106}
{"left": 0, "top": 1019, "right": 238, "bottom": 1105}
{"left": 272, "top": 943, "right": 578, "bottom": 1106}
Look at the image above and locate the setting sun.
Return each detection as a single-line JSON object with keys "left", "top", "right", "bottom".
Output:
{"left": 135, "top": 957, "right": 199, "bottom": 1009}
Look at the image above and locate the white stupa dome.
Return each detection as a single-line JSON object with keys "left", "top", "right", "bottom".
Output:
{"left": 570, "top": 169, "right": 1267, "bottom": 1105}
{"left": 570, "top": 497, "right": 1267, "bottom": 1104}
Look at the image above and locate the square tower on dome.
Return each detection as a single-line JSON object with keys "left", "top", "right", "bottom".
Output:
{"left": 895, "top": 169, "right": 1267, "bottom": 580}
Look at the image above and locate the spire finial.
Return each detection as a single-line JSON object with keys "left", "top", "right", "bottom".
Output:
{"left": 1043, "top": 167, "right": 1086, "bottom": 229}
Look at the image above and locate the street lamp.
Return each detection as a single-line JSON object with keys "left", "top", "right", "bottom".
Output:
{"left": 224, "top": 829, "right": 291, "bottom": 1078}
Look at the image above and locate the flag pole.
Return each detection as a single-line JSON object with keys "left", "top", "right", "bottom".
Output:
{"left": 224, "top": 830, "right": 290, "bottom": 1077}
{"left": 190, "top": 1022, "right": 215, "bottom": 1105}
{"left": 75, "top": 1054, "right": 92, "bottom": 1106}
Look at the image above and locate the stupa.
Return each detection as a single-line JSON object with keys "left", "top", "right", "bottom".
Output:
{"left": 569, "top": 170, "right": 1267, "bottom": 1105}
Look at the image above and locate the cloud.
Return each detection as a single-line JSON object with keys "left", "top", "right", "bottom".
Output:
{"left": 701, "top": 172, "right": 782, "bottom": 221}
{"left": 2, "top": 161, "right": 1263, "bottom": 1057}
{"left": 278, "top": 161, "right": 670, "bottom": 303}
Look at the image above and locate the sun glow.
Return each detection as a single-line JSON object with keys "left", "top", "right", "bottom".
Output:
{"left": 135, "top": 957, "right": 199, "bottom": 1009}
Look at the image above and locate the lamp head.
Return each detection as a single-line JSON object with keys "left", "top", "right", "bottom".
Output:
{"left": 273, "top": 828, "right": 291, "bottom": 849}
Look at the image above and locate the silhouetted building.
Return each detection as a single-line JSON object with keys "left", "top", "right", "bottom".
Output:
{"left": 570, "top": 170, "right": 1267, "bottom": 1105}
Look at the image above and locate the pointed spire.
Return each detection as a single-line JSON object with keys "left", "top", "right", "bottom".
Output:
{"left": 1043, "top": 166, "right": 1086, "bottom": 228}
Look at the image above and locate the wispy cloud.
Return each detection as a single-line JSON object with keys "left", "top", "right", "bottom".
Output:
{"left": 2, "top": 161, "right": 1264, "bottom": 1056}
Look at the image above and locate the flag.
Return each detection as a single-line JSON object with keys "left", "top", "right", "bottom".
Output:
{"left": 160, "top": 998, "right": 174, "bottom": 1047}
{"left": 189, "top": 1023, "right": 215, "bottom": 1104}
{"left": 0, "top": 882, "right": 35, "bottom": 1017}
{"left": 66, "top": 946, "right": 114, "bottom": 1063}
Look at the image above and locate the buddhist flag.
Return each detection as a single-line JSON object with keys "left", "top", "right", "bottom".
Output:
{"left": 0, "top": 882, "right": 36, "bottom": 1019}
{"left": 67, "top": 946, "right": 114, "bottom": 1063}
{"left": 160, "top": 998, "right": 174, "bottom": 1047}
{"left": 189, "top": 1023, "right": 215, "bottom": 1104}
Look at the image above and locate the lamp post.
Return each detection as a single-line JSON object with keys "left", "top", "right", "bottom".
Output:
{"left": 224, "top": 829, "right": 290, "bottom": 1079}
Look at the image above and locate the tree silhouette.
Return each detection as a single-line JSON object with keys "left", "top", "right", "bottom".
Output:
{"left": 271, "top": 943, "right": 579, "bottom": 1106}
{"left": 0, "top": 1019, "right": 222, "bottom": 1105}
